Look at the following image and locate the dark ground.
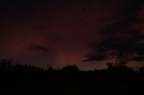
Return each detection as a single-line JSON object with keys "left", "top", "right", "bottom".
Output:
{"left": 0, "top": 59, "right": 144, "bottom": 95}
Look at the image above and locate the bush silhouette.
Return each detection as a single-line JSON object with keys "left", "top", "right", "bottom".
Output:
{"left": 0, "top": 58, "right": 14, "bottom": 72}
{"left": 0, "top": 58, "right": 144, "bottom": 95}
{"left": 140, "top": 67, "right": 144, "bottom": 75}
{"left": 61, "top": 64, "right": 79, "bottom": 73}
{"left": 46, "top": 64, "right": 54, "bottom": 72}
{"left": 106, "top": 60, "right": 133, "bottom": 72}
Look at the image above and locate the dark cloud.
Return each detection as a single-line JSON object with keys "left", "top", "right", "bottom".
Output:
{"left": 130, "top": 56, "right": 144, "bottom": 62}
{"left": 100, "top": 15, "right": 140, "bottom": 37}
{"left": 84, "top": 0, "right": 144, "bottom": 62}
{"left": 85, "top": 23, "right": 144, "bottom": 62}
{"left": 83, "top": 53, "right": 107, "bottom": 62}
{"left": 29, "top": 44, "right": 49, "bottom": 52}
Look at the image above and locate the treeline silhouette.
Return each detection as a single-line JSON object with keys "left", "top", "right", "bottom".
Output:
{"left": 0, "top": 59, "right": 144, "bottom": 95}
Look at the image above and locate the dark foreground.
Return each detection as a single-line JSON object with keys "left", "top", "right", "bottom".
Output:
{"left": 0, "top": 59, "right": 144, "bottom": 95}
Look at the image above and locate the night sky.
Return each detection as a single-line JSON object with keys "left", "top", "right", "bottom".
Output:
{"left": 0, "top": 0, "right": 144, "bottom": 70}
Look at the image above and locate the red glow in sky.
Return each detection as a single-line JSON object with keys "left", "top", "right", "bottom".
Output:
{"left": 0, "top": 0, "right": 144, "bottom": 70}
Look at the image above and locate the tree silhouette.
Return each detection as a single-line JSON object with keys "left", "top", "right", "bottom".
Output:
{"left": 61, "top": 64, "right": 79, "bottom": 73}
{"left": 46, "top": 64, "right": 54, "bottom": 72}
{"left": 106, "top": 60, "right": 133, "bottom": 72}
{"left": 0, "top": 58, "right": 14, "bottom": 72}
{"left": 0, "top": 58, "right": 144, "bottom": 95}
{"left": 140, "top": 66, "right": 144, "bottom": 75}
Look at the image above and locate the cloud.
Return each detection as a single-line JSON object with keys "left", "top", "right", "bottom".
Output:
{"left": 130, "top": 56, "right": 144, "bottom": 62}
{"left": 84, "top": 0, "right": 144, "bottom": 62}
{"left": 85, "top": 21, "right": 144, "bottom": 62}
{"left": 83, "top": 53, "right": 107, "bottom": 62}
{"left": 29, "top": 44, "right": 49, "bottom": 52}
